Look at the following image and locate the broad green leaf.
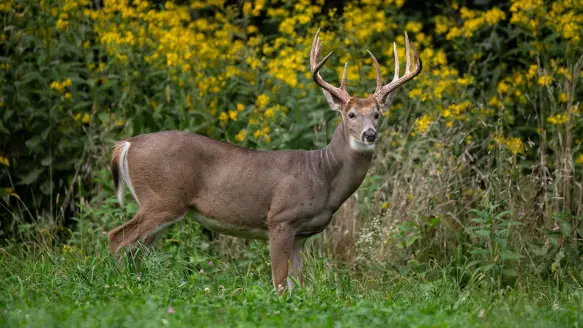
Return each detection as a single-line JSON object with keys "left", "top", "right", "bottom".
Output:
{"left": 18, "top": 167, "right": 44, "bottom": 185}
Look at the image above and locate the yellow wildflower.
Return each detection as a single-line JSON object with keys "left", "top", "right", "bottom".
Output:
{"left": 458, "top": 76, "right": 473, "bottom": 86}
{"left": 62, "top": 244, "right": 82, "bottom": 255}
{"left": 526, "top": 65, "right": 538, "bottom": 80}
{"left": 0, "top": 156, "right": 9, "bottom": 167}
{"left": 538, "top": 75, "right": 552, "bottom": 85}
{"left": 56, "top": 16, "right": 68, "bottom": 30}
{"left": 237, "top": 103, "right": 245, "bottom": 111}
{"left": 414, "top": 114, "right": 432, "bottom": 134}
{"left": 228, "top": 110, "right": 238, "bottom": 121}
{"left": 247, "top": 25, "right": 258, "bottom": 34}
{"left": 50, "top": 79, "right": 72, "bottom": 93}
{"left": 505, "top": 137, "right": 524, "bottom": 154}
{"left": 279, "top": 18, "right": 295, "bottom": 35}
{"left": 256, "top": 94, "right": 270, "bottom": 109}
{"left": 435, "top": 50, "right": 447, "bottom": 66}
{"left": 218, "top": 112, "right": 228, "bottom": 122}
{"left": 460, "top": 7, "right": 477, "bottom": 20}
{"left": 483, "top": 7, "right": 506, "bottom": 25}
{"left": 434, "top": 16, "right": 449, "bottom": 34}
{"left": 264, "top": 108, "right": 274, "bottom": 118}
{"left": 409, "top": 88, "right": 422, "bottom": 99}
{"left": 405, "top": 21, "right": 423, "bottom": 33}
{"left": 497, "top": 81, "right": 509, "bottom": 94}
{"left": 243, "top": 2, "right": 252, "bottom": 15}
{"left": 513, "top": 73, "right": 524, "bottom": 86}
{"left": 488, "top": 96, "right": 502, "bottom": 108}
{"left": 62, "top": 245, "right": 73, "bottom": 254}
{"left": 446, "top": 27, "right": 462, "bottom": 40}
{"left": 495, "top": 136, "right": 524, "bottom": 154}
{"left": 547, "top": 113, "right": 568, "bottom": 125}
{"left": 235, "top": 129, "right": 247, "bottom": 142}
{"left": 462, "top": 17, "right": 485, "bottom": 37}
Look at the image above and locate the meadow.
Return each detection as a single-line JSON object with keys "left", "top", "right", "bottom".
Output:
{"left": 1, "top": 0, "right": 583, "bottom": 326}
{"left": 1, "top": 244, "right": 582, "bottom": 327}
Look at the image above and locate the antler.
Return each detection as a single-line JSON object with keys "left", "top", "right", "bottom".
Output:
{"left": 369, "top": 32, "right": 422, "bottom": 105}
{"left": 310, "top": 29, "right": 351, "bottom": 104}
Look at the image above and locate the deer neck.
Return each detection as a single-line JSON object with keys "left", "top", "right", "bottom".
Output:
{"left": 318, "top": 124, "right": 373, "bottom": 208}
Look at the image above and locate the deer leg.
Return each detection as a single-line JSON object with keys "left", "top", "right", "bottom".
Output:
{"left": 108, "top": 208, "right": 185, "bottom": 268}
{"left": 268, "top": 222, "right": 295, "bottom": 295}
{"left": 287, "top": 238, "right": 306, "bottom": 288}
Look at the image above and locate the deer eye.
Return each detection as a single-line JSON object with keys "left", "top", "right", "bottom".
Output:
{"left": 348, "top": 112, "right": 356, "bottom": 119}
{"left": 374, "top": 112, "right": 380, "bottom": 119}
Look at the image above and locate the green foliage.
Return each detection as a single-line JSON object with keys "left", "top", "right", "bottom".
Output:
{"left": 464, "top": 204, "right": 522, "bottom": 287}
{"left": 1, "top": 247, "right": 582, "bottom": 327}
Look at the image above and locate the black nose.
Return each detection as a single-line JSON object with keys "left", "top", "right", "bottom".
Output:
{"left": 363, "top": 129, "right": 377, "bottom": 142}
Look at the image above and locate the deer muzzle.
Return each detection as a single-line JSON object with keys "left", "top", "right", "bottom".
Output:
{"left": 362, "top": 129, "right": 377, "bottom": 143}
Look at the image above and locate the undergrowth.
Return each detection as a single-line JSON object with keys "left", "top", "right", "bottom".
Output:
{"left": 1, "top": 243, "right": 582, "bottom": 327}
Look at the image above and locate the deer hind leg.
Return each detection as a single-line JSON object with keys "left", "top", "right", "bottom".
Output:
{"left": 108, "top": 207, "right": 186, "bottom": 267}
{"left": 287, "top": 238, "right": 306, "bottom": 289}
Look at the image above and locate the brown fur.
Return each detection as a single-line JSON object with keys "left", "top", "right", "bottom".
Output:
{"left": 108, "top": 121, "right": 375, "bottom": 292}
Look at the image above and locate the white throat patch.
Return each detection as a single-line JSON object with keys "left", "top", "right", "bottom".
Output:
{"left": 350, "top": 137, "right": 375, "bottom": 152}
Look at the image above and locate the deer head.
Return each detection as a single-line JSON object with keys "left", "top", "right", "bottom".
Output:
{"left": 310, "top": 29, "right": 422, "bottom": 151}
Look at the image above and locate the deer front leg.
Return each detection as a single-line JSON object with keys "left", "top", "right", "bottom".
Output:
{"left": 288, "top": 238, "right": 306, "bottom": 289}
{"left": 268, "top": 222, "right": 295, "bottom": 295}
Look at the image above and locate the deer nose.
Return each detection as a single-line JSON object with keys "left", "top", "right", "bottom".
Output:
{"left": 363, "top": 129, "right": 377, "bottom": 142}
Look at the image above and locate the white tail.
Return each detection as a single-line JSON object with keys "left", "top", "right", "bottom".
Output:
{"left": 111, "top": 141, "right": 139, "bottom": 208}
{"left": 107, "top": 29, "right": 422, "bottom": 295}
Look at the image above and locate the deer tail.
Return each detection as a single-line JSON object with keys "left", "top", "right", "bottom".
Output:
{"left": 111, "top": 141, "right": 139, "bottom": 207}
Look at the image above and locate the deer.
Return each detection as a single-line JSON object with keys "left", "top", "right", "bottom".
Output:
{"left": 108, "top": 29, "right": 422, "bottom": 294}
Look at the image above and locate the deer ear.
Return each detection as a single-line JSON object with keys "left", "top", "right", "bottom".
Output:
{"left": 380, "top": 89, "right": 398, "bottom": 113}
{"left": 322, "top": 89, "right": 343, "bottom": 111}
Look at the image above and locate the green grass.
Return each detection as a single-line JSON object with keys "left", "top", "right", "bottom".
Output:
{"left": 1, "top": 246, "right": 581, "bottom": 328}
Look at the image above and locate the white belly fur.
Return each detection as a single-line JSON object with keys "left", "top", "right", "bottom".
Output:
{"left": 189, "top": 210, "right": 269, "bottom": 239}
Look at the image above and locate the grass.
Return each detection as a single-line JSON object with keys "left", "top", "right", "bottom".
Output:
{"left": 1, "top": 243, "right": 582, "bottom": 328}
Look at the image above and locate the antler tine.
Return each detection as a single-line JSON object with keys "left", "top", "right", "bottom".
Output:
{"left": 392, "top": 42, "right": 399, "bottom": 81}
{"left": 313, "top": 51, "right": 334, "bottom": 73}
{"left": 340, "top": 61, "right": 349, "bottom": 90}
{"left": 367, "top": 50, "right": 383, "bottom": 92}
{"left": 309, "top": 29, "right": 351, "bottom": 104}
{"left": 373, "top": 31, "right": 423, "bottom": 104}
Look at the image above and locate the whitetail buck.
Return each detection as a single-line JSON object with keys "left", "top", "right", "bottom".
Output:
{"left": 109, "top": 29, "right": 422, "bottom": 294}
